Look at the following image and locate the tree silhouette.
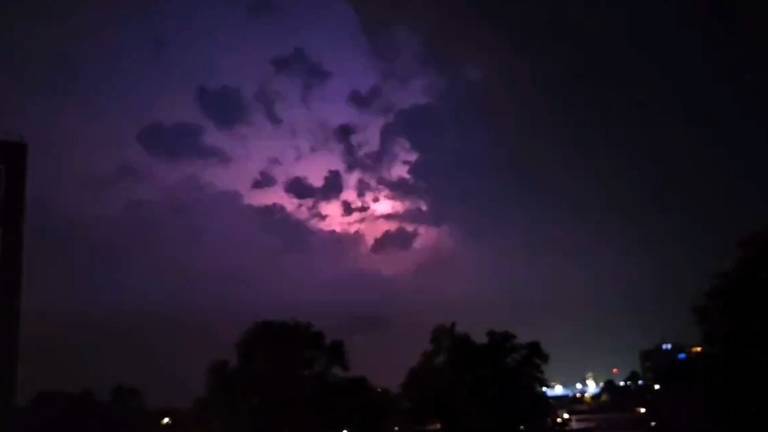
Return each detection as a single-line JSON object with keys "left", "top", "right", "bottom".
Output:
{"left": 401, "top": 323, "right": 551, "bottom": 432}
{"left": 624, "top": 370, "right": 641, "bottom": 384}
{"left": 198, "top": 320, "right": 394, "bottom": 432}
{"left": 18, "top": 386, "right": 149, "bottom": 432}
{"left": 694, "top": 229, "right": 767, "bottom": 428}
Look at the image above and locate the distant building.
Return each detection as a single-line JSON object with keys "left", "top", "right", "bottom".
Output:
{"left": 1, "top": 140, "right": 27, "bottom": 430}
{"left": 640, "top": 342, "right": 705, "bottom": 384}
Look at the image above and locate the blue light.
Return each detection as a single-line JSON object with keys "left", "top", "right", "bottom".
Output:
{"left": 677, "top": 352, "right": 687, "bottom": 361}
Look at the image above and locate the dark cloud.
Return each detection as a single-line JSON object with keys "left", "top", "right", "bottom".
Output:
{"left": 370, "top": 227, "right": 419, "bottom": 254}
{"left": 136, "top": 122, "right": 230, "bottom": 163}
{"left": 270, "top": 47, "right": 332, "bottom": 102}
{"left": 377, "top": 176, "right": 426, "bottom": 199}
{"left": 284, "top": 176, "right": 317, "bottom": 200}
{"left": 356, "top": 116, "right": 408, "bottom": 174}
{"left": 253, "top": 85, "right": 283, "bottom": 126}
{"left": 356, "top": 178, "right": 372, "bottom": 198}
{"left": 368, "top": 84, "right": 518, "bottom": 236}
{"left": 251, "top": 170, "right": 277, "bottom": 189}
{"left": 319, "top": 169, "right": 344, "bottom": 200}
{"left": 196, "top": 85, "right": 249, "bottom": 130}
{"left": 283, "top": 169, "right": 344, "bottom": 201}
{"left": 347, "top": 84, "right": 393, "bottom": 114}
{"left": 333, "top": 123, "right": 370, "bottom": 172}
{"left": 332, "top": 122, "right": 409, "bottom": 176}
{"left": 341, "top": 200, "right": 369, "bottom": 217}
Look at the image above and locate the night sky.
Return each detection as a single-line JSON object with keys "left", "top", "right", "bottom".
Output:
{"left": 1, "top": 0, "right": 766, "bottom": 405}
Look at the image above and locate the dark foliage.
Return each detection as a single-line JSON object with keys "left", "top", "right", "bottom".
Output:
{"left": 693, "top": 229, "right": 768, "bottom": 429}
{"left": 197, "top": 320, "right": 395, "bottom": 432}
{"left": 401, "top": 323, "right": 551, "bottom": 431}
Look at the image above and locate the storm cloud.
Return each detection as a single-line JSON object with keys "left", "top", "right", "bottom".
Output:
{"left": 253, "top": 85, "right": 283, "bottom": 126}
{"left": 347, "top": 84, "right": 392, "bottom": 114}
{"left": 284, "top": 170, "right": 344, "bottom": 201}
{"left": 196, "top": 85, "right": 249, "bottom": 130}
{"left": 341, "top": 200, "right": 369, "bottom": 217}
{"left": 251, "top": 170, "right": 278, "bottom": 189}
{"left": 370, "top": 227, "right": 419, "bottom": 254}
{"left": 6, "top": 0, "right": 767, "bottom": 409}
{"left": 270, "top": 47, "right": 332, "bottom": 102}
{"left": 136, "top": 122, "right": 230, "bottom": 163}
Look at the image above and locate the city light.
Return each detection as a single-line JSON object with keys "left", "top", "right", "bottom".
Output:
{"left": 691, "top": 346, "right": 703, "bottom": 353}
{"left": 611, "top": 368, "right": 620, "bottom": 375}
{"left": 677, "top": 352, "right": 688, "bottom": 361}
{"left": 638, "top": 380, "right": 644, "bottom": 385}
{"left": 542, "top": 386, "right": 548, "bottom": 392}
{"left": 160, "top": 417, "right": 172, "bottom": 426}
{"left": 636, "top": 407, "right": 647, "bottom": 414}
{"left": 654, "top": 384, "right": 661, "bottom": 390}
{"left": 650, "top": 421, "right": 657, "bottom": 427}
{"left": 619, "top": 381, "right": 626, "bottom": 386}
{"left": 661, "top": 343, "right": 672, "bottom": 351}
{"left": 562, "top": 413, "right": 570, "bottom": 419}
{"left": 575, "top": 382, "right": 583, "bottom": 390}
{"left": 556, "top": 418, "right": 563, "bottom": 424}
{"left": 586, "top": 378, "right": 597, "bottom": 391}
{"left": 554, "top": 384, "right": 564, "bottom": 393}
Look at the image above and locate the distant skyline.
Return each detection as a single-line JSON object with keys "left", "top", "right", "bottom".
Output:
{"left": 1, "top": 0, "right": 766, "bottom": 405}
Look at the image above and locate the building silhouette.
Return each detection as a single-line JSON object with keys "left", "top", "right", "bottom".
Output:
{"left": 1, "top": 140, "right": 27, "bottom": 431}
{"left": 640, "top": 342, "right": 705, "bottom": 385}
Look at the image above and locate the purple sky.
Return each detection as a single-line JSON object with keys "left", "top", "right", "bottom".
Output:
{"left": 2, "top": 0, "right": 766, "bottom": 405}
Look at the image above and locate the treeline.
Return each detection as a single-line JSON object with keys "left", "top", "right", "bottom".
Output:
{"left": 17, "top": 322, "right": 552, "bottom": 432}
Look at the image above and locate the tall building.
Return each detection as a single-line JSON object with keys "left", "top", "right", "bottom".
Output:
{"left": 1, "top": 140, "right": 27, "bottom": 430}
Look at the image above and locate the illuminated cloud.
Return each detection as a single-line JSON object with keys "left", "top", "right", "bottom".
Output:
{"left": 341, "top": 200, "right": 369, "bottom": 217}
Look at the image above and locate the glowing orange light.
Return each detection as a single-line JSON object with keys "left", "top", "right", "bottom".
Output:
{"left": 691, "top": 346, "right": 703, "bottom": 353}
